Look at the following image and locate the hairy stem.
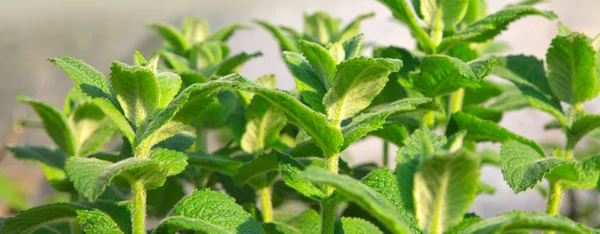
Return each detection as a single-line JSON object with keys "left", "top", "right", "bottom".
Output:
{"left": 383, "top": 141, "right": 389, "bottom": 169}
{"left": 325, "top": 153, "right": 339, "bottom": 195}
{"left": 448, "top": 88, "right": 464, "bottom": 116}
{"left": 259, "top": 186, "right": 273, "bottom": 222}
{"left": 69, "top": 193, "right": 81, "bottom": 234}
{"left": 321, "top": 199, "right": 337, "bottom": 234}
{"left": 131, "top": 181, "right": 147, "bottom": 234}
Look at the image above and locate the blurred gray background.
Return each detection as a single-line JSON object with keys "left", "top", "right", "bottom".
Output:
{"left": 1, "top": 0, "right": 600, "bottom": 219}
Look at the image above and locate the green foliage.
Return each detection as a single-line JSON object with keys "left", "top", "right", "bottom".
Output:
{"left": 6, "top": 3, "right": 600, "bottom": 234}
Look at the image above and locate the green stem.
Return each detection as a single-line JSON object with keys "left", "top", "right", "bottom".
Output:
{"left": 69, "top": 193, "right": 81, "bottom": 234}
{"left": 546, "top": 181, "right": 563, "bottom": 216}
{"left": 195, "top": 125, "right": 207, "bottom": 153}
{"left": 321, "top": 199, "right": 337, "bottom": 234}
{"left": 325, "top": 153, "right": 339, "bottom": 195}
{"left": 383, "top": 141, "right": 389, "bottom": 169}
{"left": 131, "top": 181, "right": 147, "bottom": 234}
{"left": 448, "top": 88, "right": 464, "bottom": 116}
{"left": 423, "top": 110, "right": 435, "bottom": 128}
{"left": 259, "top": 186, "right": 273, "bottom": 222}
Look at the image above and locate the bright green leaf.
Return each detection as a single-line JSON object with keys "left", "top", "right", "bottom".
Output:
{"left": 335, "top": 217, "right": 383, "bottom": 234}
{"left": 150, "top": 23, "right": 189, "bottom": 53}
{"left": 299, "top": 40, "right": 337, "bottom": 88}
{"left": 460, "top": 211, "right": 596, "bottom": 234}
{"left": 241, "top": 96, "right": 287, "bottom": 154}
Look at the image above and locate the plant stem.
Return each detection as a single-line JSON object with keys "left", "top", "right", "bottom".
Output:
{"left": 430, "top": 11, "right": 444, "bottom": 47}
{"left": 383, "top": 141, "right": 389, "bottom": 169}
{"left": 321, "top": 199, "right": 337, "bottom": 234}
{"left": 131, "top": 181, "right": 147, "bottom": 234}
{"left": 546, "top": 182, "right": 563, "bottom": 216}
{"left": 448, "top": 88, "right": 464, "bottom": 116}
{"left": 325, "top": 153, "right": 339, "bottom": 195}
{"left": 258, "top": 186, "right": 273, "bottom": 222}
{"left": 69, "top": 192, "right": 81, "bottom": 234}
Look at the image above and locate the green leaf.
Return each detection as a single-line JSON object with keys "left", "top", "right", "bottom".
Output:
{"left": 463, "top": 0, "right": 487, "bottom": 24}
{"left": 438, "top": 7, "right": 557, "bottom": 52}
{"left": 300, "top": 166, "right": 413, "bottom": 234}
{"left": 66, "top": 157, "right": 158, "bottom": 201}
{"left": 447, "top": 111, "right": 545, "bottom": 155}
{"left": 324, "top": 57, "right": 402, "bottom": 125}
{"left": 283, "top": 52, "right": 327, "bottom": 113}
{"left": 144, "top": 148, "right": 188, "bottom": 189}
{"left": 154, "top": 132, "right": 195, "bottom": 152}
{"left": 568, "top": 114, "right": 600, "bottom": 148}
{"left": 304, "top": 12, "right": 338, "bottom": 45}
{"left": 136, "top": 75, "right": 243, "bottom": 150}
{"left": 414, "top": 151, "right": 480, "bottom": 233}
{"left": 256, "top": 20, "right": 300, "bottom": 53}
{"left": 233, "top": 75, "right": 344, "bottom": 156}
{"left": 241, "top": 96, "right": 287, "bottom": 154}
{"left": 187, "top": 152, "right": 244, "bottom": 176}
{"left": 154, "top": 189, "right": 264, "bottom": 234}
{"left": 160, "top": 50, "right": 191, "bottom": 72}
{"left": 460, "top": 211, "right": 596, "bottom": 234}
{"left": 405, "top": 56, "right": 496, "bottom": 97}
{"left": 147, "top": 177, "right": 185, "bottom": 218}
{"left": 338, "top": 13, "right": 374, "bottom": 42}
{"left": 560, "top": 155, "right": 600, "bottom": 189}
{"left": 7, "top": 146, "right": 70, "bottom": 191}
{"left": 500, "top": 140, "right": 572, "bottom": 193}
{"left": 188, "top": 41, "right": 229, "bottom": 75}
{"left": 328, "top": 34, "right": 364, "bottom": 64}
{"left": 362, "top": 169, "right": 420, "bottom": 232}
{"left": 335, "top": 217, "right": 383, "bottom": 234}
{"left": 493, "top": 55, "right": 565, "bottom": 124}
{"left": 150, "top": 23, "right": 189, "bottom": 53}
{"left": 209, "top": 24, "right": 251, "bottom": 42}
{"left": 370, "top": 124, "right": 409, "bottom": 147}
{"left": 0, "top": 202, "right": 131, "bottom": 234}
{"left": 463, "top": 80, "right": 502, "bottom": 106}
{"left": 263, "top": 209, "right": 320, "bottom": 234}
{"left": 214, "top": 52, "right": 262, "bottom": 76}
{"left": 299, "top": 40, "right": 337, "bottom": 89}
{"left": 69, "top": 102, "right": 116, "bottom": 156}
{"left": 546, "top": 33, "right": 599, "bottom": 104}
{"left": 341, "top": 98, "right": 433, "bottom": 150}
{"left": 477, "top": 182, "right": 496, "bottom": 194}
{"left": 109, "top": 62, "right": 159, "bottom": 128}
{"left": 16, "top": 96, "right": 77, "bottom": 156}
{"left": 155, "top": 71, "right": 182, "bottom": 109}
{"left": 376, "top": 0, "right": 436, "bottom": 54}
{"left": 416, "top": 0, "right": 469, "bottom": 30}
{"left": 181, "top": 17, "right": 210, "bottom": 44}
{"left": 63, "top": 87, "right": 92, "bottom": 116}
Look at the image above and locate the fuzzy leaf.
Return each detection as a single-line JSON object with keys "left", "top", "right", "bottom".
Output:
{"left": 263, "top": 209, "right": 320, "bottom": 234}
{"left": 376, "top": 0, "right": 435, "bottom": 53}
{"left": 283, "top": 52, "right": 327, "bottom": 113}
{"left": 304, "top": 12, "right": 338, "bottom": 45}
{"left": 341, "top": 98, "right": 432, "bottom": 150}
{"left": 187, "top": 152, "right": 244, "bottom": 176}
{"left": 416, "top": 0, "right": 469, "bottom": 30}
{"left": 69, "top": 102, "right": 116, "bottom": 156}
{"left": 461, "top": 211, "right": 596, "bottom": 234}
{"left": 154, "top": 190, "right": 264, "bottom": 234}
{"left": 17, "top": 96, "right": 77, "bottom": 156}
{"left": 0, "top": 202, "right": 131, "bottom": 234}
{"left": 214, "top": 52, "right": 262, "bottom": 76}
{"left": 546, "top": 33, "right": 599, "bottom": 104}
{"left": 241, "top": 96, "right": 287, "bottom": 154}
{"left": 500, "top": 140, "right": 572, "bottom": 193}
{"left": 335, "top": 217, "right": 383, "bottom": 234}
{"left": 66, "top": 157, "right": 158, "bottom": 201}
{"left": 209, "top": 24, "right": 251, "bottom": 42}
{"left": 150, "top": 23, "right": 189, "bottom": 53}
{"left": 324, "top": 57, "right": 402, "bottom": 125}
{"left": 233, "top": 75, "right": 344, "bottom": 156}
{"left": 181, "top": 17, "right": 210, "bottom": 44}
{"left": 338, "top": 13, "right": 374, "bottom": 42}
{"left": 568, "top": 114, "right": 600, "bottom": 147}
{"left": 144, "top": 148, "right": 188, "bottom": 189}
{"left": 438, "top": 7, "right": 557, "bottom": 52}
{"left": 7, "top": 146, "right": 70, "bottom": 191}
{"left": 560, "top": 155, "right": 600, "bottom": 189}
{"left": 405, "top": 56, "right": 495, "bottom": 97}
{"left": 328, "top": 34, "right": 364, "bottom": 64}
{"left": 447, "top": 111, "right": 544, "bottom": 155}
{"left": 256, "top": 21, "right": 300, "bottom": 53}
{"left": 362, "top": 169, "right": 420, "bottom": 232}
{"left": 300, "top": 167, "right": 413, "bottom": 234}
{"left": 299, "top": 40, "right": 337, "bottom": 89}
{"left": 109, "top": 62, "right": 159, "bottom": 128}
{"left": 493, "top": 55, "right": 565, "bottom": 124}
{"left": 156, "top": 72, "right": 182, "bottom": 109}
{"left": 414, "top": 151, "right": 480, "bottom": 233}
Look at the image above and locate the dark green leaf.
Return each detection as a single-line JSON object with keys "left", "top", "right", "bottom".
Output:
{"left": 283, "top": 52, "right": 327, "bottom": 113}
{"left": 460, "top": 211, "right": 596, "bottom": 234}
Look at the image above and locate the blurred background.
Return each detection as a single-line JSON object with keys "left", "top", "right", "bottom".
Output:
{"left": 1, "top": 0, "right": 600, "bottom": 222}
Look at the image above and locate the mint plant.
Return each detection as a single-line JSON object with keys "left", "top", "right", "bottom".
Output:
{"left": 2, "top": 0, "right": 600, "bottom": 234}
